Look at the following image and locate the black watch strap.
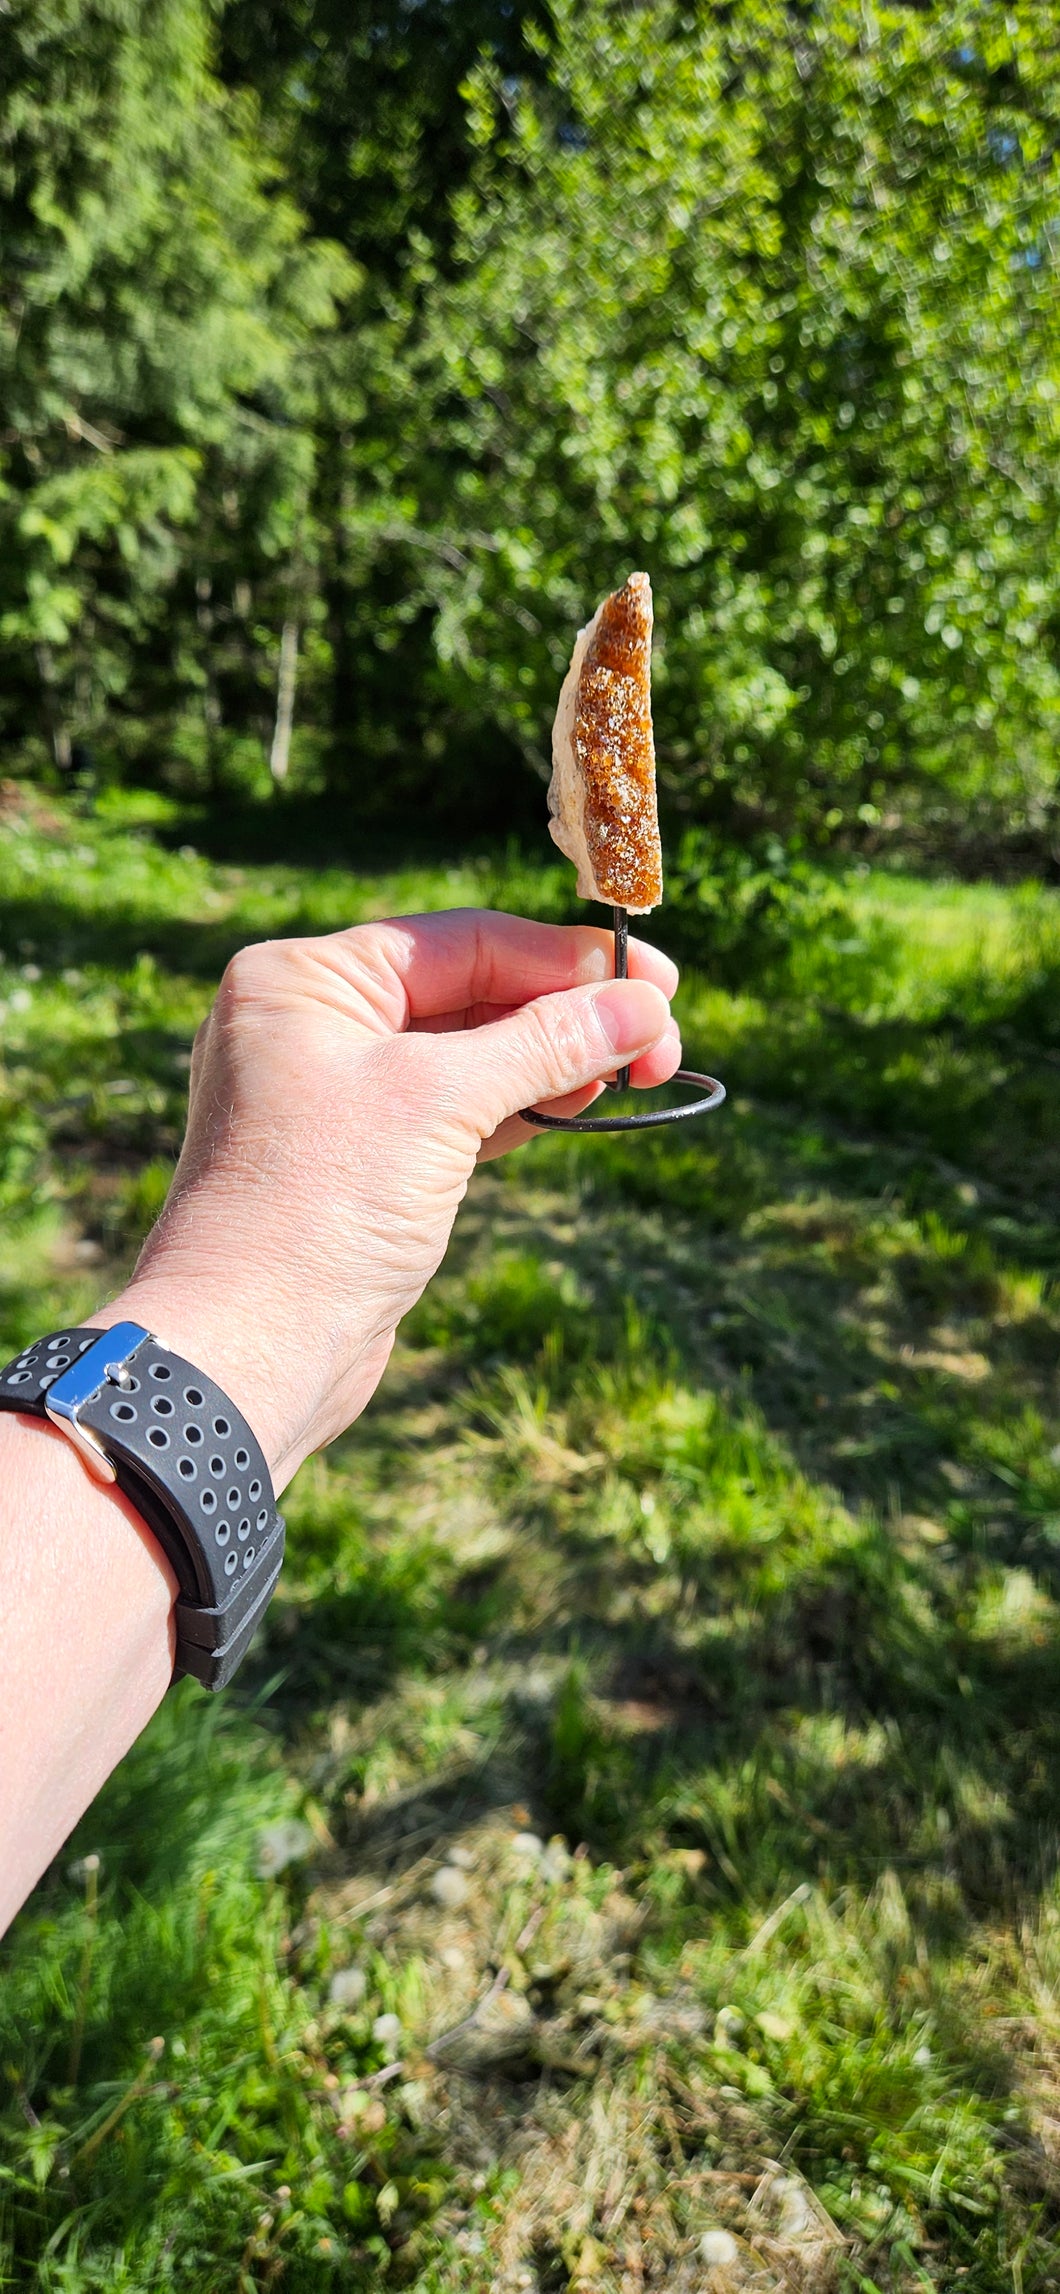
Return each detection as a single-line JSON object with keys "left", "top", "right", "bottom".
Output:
{"left": 0, "top": 1323, "right": 285, "bottom": 1691}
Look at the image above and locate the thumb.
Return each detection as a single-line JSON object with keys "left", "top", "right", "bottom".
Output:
{"left": 457, "top": 978, "right": 673, "bottom": 1134}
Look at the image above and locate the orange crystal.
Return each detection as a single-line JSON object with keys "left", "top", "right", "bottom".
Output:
{"left": 549, "top": 571, "right": 662, "bottom": 912}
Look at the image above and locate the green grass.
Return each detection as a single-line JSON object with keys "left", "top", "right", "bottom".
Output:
{"left": 3, "top": 782, "right": 1060, "bottom": 2290}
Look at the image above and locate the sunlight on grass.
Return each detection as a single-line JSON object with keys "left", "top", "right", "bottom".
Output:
{"left": 3, "top": 789, "right": 1060, "bottom": 2289}
{"left": 849, "top": 869, "right": 1060, "bottom": 1027}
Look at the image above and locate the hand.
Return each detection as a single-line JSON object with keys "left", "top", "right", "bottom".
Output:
{"left": 94, "top": 911, "right": 680, "bottom": 1488}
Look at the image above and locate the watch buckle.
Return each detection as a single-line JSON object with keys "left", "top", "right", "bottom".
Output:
{"left": 44, "top": 1321, "right": 151, "bottom": 1487}
{"left": 55, "top": 1415, "right": 118, "bottom": 1485}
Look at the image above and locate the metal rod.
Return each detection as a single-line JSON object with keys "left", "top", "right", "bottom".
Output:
{"left": 605, "top": 904, "right": 630, "bottom": 1091}
{"left": 517, "top": 898, "right": 727, "bottom": 1133}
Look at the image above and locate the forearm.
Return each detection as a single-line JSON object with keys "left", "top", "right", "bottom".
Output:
{"left": 0, "top": 1244, "right": 398, "bottom": 1936}
{"left": 0, "top": 1272, "right": 313, "bottom": 1938}
{"left": 0, "top": 1406, "right": 176, "bottom": 1935}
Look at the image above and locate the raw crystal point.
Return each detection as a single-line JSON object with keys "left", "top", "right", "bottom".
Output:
{"left": 548, "top": 571, "right": 662, "bottom": 914}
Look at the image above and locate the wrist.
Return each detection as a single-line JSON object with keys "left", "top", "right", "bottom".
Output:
{"left": 0, "top": 1313, "right": 287, "bottom": 1701}
{"left": 87, "top": 1251, "right": 392, "bottom": 1495}
{"left": 88, "top": 1269, "right": 312, "bottom": 1493}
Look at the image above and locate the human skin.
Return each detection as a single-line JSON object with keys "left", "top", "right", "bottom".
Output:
{"left": 0, "top": 911, "right": 680, "bottom": 1934}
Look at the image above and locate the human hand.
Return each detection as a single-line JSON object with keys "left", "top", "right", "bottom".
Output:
{"left": 94, "top": 912, "right": 679, "bottom": 1488}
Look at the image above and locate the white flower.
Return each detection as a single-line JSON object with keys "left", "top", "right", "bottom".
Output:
{"left": 328, "top": 1967, "right": 367, "bottom": 2011}
{"left": 430, "top": 1865, "right": 470, "bottom": 1909}
{"left": 699, "top": 2228, "right": 739, "bottom": 2266}
{"left": 256, "top": 1818, "right": 313, "bottom": 1877}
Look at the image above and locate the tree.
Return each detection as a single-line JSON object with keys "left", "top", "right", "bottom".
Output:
{"left": 397, "top": 0, "right": 1060, "bottom": 845}
{"left": 0, "top": 0, "right": 350, "bottom": 781}
{"left": 4, "top": 0, "right": 1058, "bottom": 849}
{"left": 216, "top": 0, "right": 548, "bottom": 809}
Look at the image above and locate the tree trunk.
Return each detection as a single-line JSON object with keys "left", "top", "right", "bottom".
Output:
{"left": 196, "top": 575, "right": 223, "bottom": 798}
{"left": 316, "top": 426, "right": 358, "bottom": 794}
{"left": 269, "top": 620, "right": 299, "bottom": 782}
{"left": 35, "top": 644, "right": 72, "bottom": 773}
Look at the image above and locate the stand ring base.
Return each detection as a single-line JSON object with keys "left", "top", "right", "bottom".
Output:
{"left": 521, "top": 1068, "right": 726, "bottom": 1135}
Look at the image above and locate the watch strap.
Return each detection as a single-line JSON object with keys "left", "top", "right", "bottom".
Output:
{"left": 0, "top": 1325, "right": 285, "bottom": 1690}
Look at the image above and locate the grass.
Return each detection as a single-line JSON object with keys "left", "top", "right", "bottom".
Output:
{"left": 2, "top": 780, "right": 1060, "bottom": 2290}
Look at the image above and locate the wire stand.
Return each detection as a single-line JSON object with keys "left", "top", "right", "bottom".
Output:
{"left": 520, "top": 904, "right": 726, "bottom": 1134}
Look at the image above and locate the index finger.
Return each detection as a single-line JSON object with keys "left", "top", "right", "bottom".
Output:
{"left": 327, "top": 909, "right": 680, "bottom": 1025}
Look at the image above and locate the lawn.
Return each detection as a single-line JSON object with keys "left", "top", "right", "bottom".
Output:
{"left": 2, "top": 782, "right": 1060, "bottom": 2292}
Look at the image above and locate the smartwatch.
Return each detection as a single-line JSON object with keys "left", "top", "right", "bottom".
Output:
{"left": 0, "top": 1322, "right": 285, "bottom": 1690}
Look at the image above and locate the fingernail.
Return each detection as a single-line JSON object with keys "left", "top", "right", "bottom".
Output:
{"left": 592, "top": 979, "right": 670, "bottom": 1054}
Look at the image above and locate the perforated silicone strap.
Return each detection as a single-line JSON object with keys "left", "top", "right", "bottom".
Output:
{"left": 0, "top": 1326, "right": 285, "bottom": 1690}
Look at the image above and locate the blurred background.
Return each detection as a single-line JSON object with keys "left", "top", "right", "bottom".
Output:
{"left": 4, "top": 0, "right": 1059, "bottom": 861}
{"left": 3, "top": 5, "right": 1060, "bottom": 2290}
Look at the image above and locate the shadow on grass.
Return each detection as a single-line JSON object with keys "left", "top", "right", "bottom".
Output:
{"left": 482, "top": 1508, "right": 1060, "bottom": 1937}
{"left": 11, "top": 803, "right": 1060, "bottom": 1965}
{"left": 265, "top": 1471, "right": 1060, "bottom": 1963}
{"left": 3, "top": 886, "right": 337, "bottom": 979}
{"left": 152, "top": 793, "right": 528, "bottom": 874}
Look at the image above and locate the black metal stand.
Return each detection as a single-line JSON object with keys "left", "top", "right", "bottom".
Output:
{"left": 609, "top": 903, "right": 631, "bottom": 1091}
{"left": 520, "top": 904, "right": 726, "bottom": 1135}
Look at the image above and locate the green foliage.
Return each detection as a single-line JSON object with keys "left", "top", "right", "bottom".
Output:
{"left": 0, "top": 0, "right": 351, "bottom": 783}
{"left": 4, "top": 2, "right": 1060, "bottom": 846}
{"left": 663, "top": 827, "right": 892, "bottom": 991}
{"left": 405, "top": 0, "right": 1060, "bottom": 842}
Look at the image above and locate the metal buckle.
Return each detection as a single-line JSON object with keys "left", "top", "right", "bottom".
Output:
{"left": 44, "top": 1321, "right": 152, "bottom": 1486}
